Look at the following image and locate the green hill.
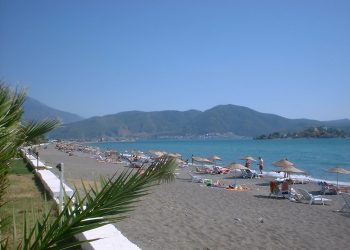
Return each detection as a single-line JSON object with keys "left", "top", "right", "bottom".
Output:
{"left": 22, "top": 97, "right": 84, "bottom": 124}
{"left": 47, "top": 104, "right": 350, "bottom": 140}
{"left": 255, "top": 126, "right": 350, "bottom": 139}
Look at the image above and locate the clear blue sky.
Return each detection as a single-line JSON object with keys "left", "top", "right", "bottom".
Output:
{"left": 1, "top": 0, "right": 349, "bottom": 120}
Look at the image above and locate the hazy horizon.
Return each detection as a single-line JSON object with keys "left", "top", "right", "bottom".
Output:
{"left": 1, "top": 1, "right": 349, "bottom": 120}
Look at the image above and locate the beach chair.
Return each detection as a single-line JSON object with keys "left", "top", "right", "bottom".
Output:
{"left": 188, "top": 173, "right": 203, "bottom": 183}
{"left": 290, "top": 177, "right": 310, "bottom": 184}
{"left": 319, "top": 182, "right": 338, "bottom": 195}
{"left": 241, "top": 169, "right": 257, "bottom": 179}
{"left": 295, "top": 188, "right": 332, "bottom": 205}
{"left": 340, "top": 193, "right": 350, "bottom": 212}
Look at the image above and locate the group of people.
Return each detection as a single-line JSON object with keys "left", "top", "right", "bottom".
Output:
{"left": 244, "top": 156, "right": 264, "bottom": 174}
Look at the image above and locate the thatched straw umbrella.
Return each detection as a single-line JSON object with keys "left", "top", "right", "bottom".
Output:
{"left": 225, "top": 163, "right": 249, "bottom": 186}
{"left": 272, "top": 159, "right": 294, "bottom": 167}
{"left": 326, "top": 166, "right": 350, "bottom": 188}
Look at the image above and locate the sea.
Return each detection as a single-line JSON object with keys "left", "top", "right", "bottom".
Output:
{"left": 89, "top": 138, "right": 350, "bottom": 185}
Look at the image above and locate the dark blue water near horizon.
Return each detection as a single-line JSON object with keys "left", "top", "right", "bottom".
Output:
{"left": 90, "top": 138, "right": 350, "bottom": 184}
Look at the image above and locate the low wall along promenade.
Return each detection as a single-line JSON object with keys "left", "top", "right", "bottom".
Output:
{"left": 21, "top": 147, "right": 141, "bottom": 250}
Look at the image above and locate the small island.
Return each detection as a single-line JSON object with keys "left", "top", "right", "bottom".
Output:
{"left": 254, "top": 126, "right": 350, "bottom": 140}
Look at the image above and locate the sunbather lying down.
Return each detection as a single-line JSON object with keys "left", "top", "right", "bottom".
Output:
{"left": 195, "top": 166, "right": 213, "bottom": 174}
{"left": 204, "top": 180, "right": 226, "bottom": 188}
{"left": 226, "top": 184, "right": 249, "bottom": 191}
{"left": 289, "top": 187, "right": 303, "bottom": 201}
{"left": 212, "top": 180, "right": 226, "bottom": 187}
{"left": 318, "top": 181, "right": 350, "bottom": 194}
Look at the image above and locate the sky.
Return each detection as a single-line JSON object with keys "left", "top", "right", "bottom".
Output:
{"left": 1, "top": 0, "right": 349, "bottom": 120}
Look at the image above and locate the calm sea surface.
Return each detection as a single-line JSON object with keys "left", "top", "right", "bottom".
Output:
{"left": 90, "top": 139, "right": 350, "bottom": 184}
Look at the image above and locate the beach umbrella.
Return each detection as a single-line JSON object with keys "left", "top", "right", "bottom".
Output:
{"left": 240, "top": 156, "right": 256, "bottom": 161}
{"left": 174, "top": 153, "right": 182, "bottom": 158}
{"left": 272, "top": 159, "right": 294, "bottom": 167}
{"left": 174, "top": 158, "right": 186, "bottom": 167}
{"left": 134, "top": 151, "right": 145, "bottom": 157}
{"left": 225, "top": 163, "right": 249, "bottom": 186}
{"left": 149, "top": 150, "right": 166, "bottom": 158}
{"left": 226, "top": 163, "right": 248, "bottom": 170}
{"left": 210, "top": 155, "right": 222, "bottom": 166}
{"left": 210, "top": 155, "right": 222, "bottom": 161}
{"left": 326, "top": 166, "right": 350, "bottom": 188}
{"left": 273, "top": 165, "right": 305, "bottom": 179}
{"left": 166, "top": 153, "right": 181, "bottom": 158}
{"left": 192, "top": 156, "right": 212, "bottom": 164}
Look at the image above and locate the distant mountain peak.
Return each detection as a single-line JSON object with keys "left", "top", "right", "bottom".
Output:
{"left": 22, "top": 97, "right": 84, "bottom": 124}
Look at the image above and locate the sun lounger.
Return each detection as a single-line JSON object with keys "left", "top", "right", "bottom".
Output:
{"left": 241, "top": 169, "right": 258, "bottom": 179}
{"left": 319, "top": 182, "right": 350, "bottom": 195}
{"left": 295, "top": 188, "right": 332, "bottom": 205}
{"left": 319, "top": 182, "right": 338, "bottom": 195}
{"left": 276, "top": 177, "right": 309, "bottom": 184}
{"left": 290, "top": 177, "right": 310, "bottom": 184}
{"left": 188, "top": 173, "right": 203, "bottom": 183}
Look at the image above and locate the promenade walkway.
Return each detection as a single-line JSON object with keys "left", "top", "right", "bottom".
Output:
{"left": 21, "top": 147, "right": 140, "bottom": 250}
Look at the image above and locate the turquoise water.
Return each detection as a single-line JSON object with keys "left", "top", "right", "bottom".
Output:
{"left": 90, "top": 139, "right": 350, "bottom": 184}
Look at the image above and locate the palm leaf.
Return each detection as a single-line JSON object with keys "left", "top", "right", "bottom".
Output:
{"left": 19, "top": 156, "right": 176, "bottom": 249}
{"left": 0, "top": 83, "right": 59, "bottom": 247}
{"left": 21, "top": 120, "right": 60, "bottom": 144}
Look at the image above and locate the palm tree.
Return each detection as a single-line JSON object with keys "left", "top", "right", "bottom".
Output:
{"left": 0, "top": 83, "right": 60, "bottom": 247}
{"left": 0, "top": 83, "right": 177, "bottom": 249}
{"left": 0, "top": 84, "right": 59, "bottom": 203}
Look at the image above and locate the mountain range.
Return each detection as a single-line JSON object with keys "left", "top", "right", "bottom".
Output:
{"left": 22, "top": 97, "right": 350, "bottom": 140}
{"left": 22, "top": 97, "right": 84, "bottom": 124}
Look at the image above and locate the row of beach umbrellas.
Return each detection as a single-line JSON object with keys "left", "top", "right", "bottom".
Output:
{"left": 149, "top": 151, "right": 350, "bottom": 187}
{"left": 193, "top": 154, "right": 350, "bottom": 188}
{"left": 271, "top": 159, "right": 350, "bottom": 187}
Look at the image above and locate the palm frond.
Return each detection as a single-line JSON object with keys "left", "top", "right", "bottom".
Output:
{"left": 0, "top": 84, "right": 25, "bottom": 129}
{"left": 20, "top": 120, "right": 60, "bottom": 144}
{"left": 0, "top": 83, "right": 60, "bottom": 248}
{"left": 0, "top": 215, "right": 10, "bottom": 247}
{"left": 19, "top": 157, "right": 176, "bottom": 249}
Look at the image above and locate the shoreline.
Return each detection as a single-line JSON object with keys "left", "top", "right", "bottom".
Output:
{"left": 57, "top": 140, "right": 350, "bottom": 186}
{"left": 88, "top": 138, "right": 350, "bottom": 184}
{"left": 36, "top": 142, "right": 350, "bottom": 250}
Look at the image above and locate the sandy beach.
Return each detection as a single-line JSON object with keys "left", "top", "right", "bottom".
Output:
{"left": 37, "top": 143, "right": 350, "bottom": 250}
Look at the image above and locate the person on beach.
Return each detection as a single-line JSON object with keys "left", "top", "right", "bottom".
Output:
{"left": 245, "top": 158, "right": 251, "bottom": 169}
{"left": 258, "top": 156, "right": 264, "bottom": 174}
{"left": 281, "top": 180, "right": 289, "bottom": 195}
